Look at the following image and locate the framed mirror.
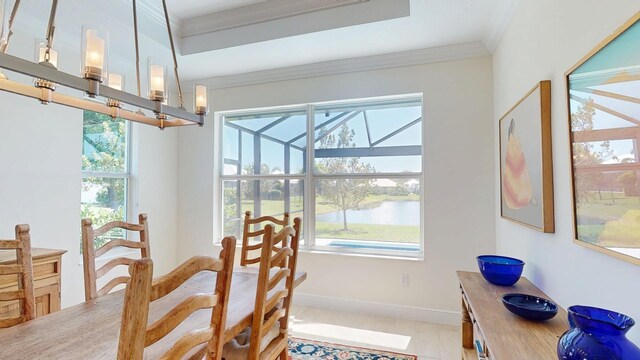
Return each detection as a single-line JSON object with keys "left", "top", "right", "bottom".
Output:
{"left": 567, "top": 12, "right": 640, "bottom": 265}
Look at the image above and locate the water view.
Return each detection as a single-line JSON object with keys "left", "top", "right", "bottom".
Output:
{"left": 316, "top": 201, "right": 420, "bottom": 226}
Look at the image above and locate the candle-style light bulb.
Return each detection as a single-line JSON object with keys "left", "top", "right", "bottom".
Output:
{"left": 82, "top": 27, "right": 107, "bottom": 81}
{"left": 108, "top": 73, "right": 123, "bottom": 91}
{"left": 148, "top": 58, "right": 166, "bottom": 102}
{"left": 36, "top": 41, "right": 57, "bottom": 69}
{"left": 194, "top": 84, "right": 208, "bottom": 115}
{"left": 106, "top": 73, "right": 124, "bottom": 108}
{"left": 33, "top": 39, "right": 57, "bottom": 93}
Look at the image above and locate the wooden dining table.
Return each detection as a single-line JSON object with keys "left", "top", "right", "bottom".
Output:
{"left": 0, "top": 267, "right": 307, "bottom": 359}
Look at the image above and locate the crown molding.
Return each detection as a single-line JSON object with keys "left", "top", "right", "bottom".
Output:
{"left": 181, "top": 0, "right": 409, "bottom": 55}
{"left": 121, "top": 0, "right": 182, "bottom": 34}
{"left": 483, "top": 0, "right": 520, "bottom": 53}
{"left": 185, "top": 41, "right": 490, "bottom": 90}
{"left": 182, "top": 0, "right": 367, "bottom": 36}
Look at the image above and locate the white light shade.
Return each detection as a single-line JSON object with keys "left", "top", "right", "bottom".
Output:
{"left": 108, "top": 73, "right": 123, "bottom": 91}
{"left": 162, "top": 90, "right": 169, "bottom": 105}
{"left": 194, "top": 84, "right": 208, "bottom": 115}
{"left": 148, "top": 58, "right": 165, "bottom": 101}
{"left": 82, "top": 27, "right": 107, "bottom": 81}
{"left": 150, "top": 65, "right": 164, "bottom": 91}
{"left": 36, "top": 41, "right": 58, "bottom": 68}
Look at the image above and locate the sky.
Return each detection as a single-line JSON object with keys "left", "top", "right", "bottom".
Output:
{"left": 222, "top": 103, "right": 423, "bottom": 175}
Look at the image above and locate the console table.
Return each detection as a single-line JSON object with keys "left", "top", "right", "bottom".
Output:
{"left": 457, "top": 271, "right": 569, "bottom": 359}
{"left": 0, "top": 248, "right": 66, "bottom": 318}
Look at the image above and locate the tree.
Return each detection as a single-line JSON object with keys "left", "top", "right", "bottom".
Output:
{"left": 241, "top": 163, "right": 278, "bottom": 200}
{"left": 316, "top": 124, "right": 375, "bottom": 230}
{"left": 571, "top": 100, "right": 614, "bottom": 205}
{"left": 81, "top": 112, "right": 127, "bottom": 244}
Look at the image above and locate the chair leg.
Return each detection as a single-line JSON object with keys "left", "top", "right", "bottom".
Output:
{"left": 279, "top": 347, "right": 288, "bottom": 360}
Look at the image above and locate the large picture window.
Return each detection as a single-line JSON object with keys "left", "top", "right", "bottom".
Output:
{"left": 81, "top": 111, "right": 130, "bottom": 248}
{"left": 220, "top": 96, "right": 423, "bottom": 257}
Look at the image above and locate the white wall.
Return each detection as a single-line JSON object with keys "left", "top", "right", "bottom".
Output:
{"left": 494, "top": 0, "right": 640, "bottom": 343}
{"left": 0, "top": 96, "right": 179, "bottom": 307}
{"left": 177, "top": 56, "right": 496, "bottom": 320}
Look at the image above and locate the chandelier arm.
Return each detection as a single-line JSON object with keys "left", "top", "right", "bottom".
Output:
{"left": 0, "top": 51, "right": 204, "bottom": 123}
{"left": 0, "top": 0, "right": 21, "bottom": 53}
{"left": 0, "top": 77, "right": 197, "bottom": 127}
{"left": 45, "top": 0, "right": 58, "bottom": 49}
{"left": 132, "top": 0, "right": 142, "bottom": 98}
{"left": 161, "top": 0, "right": 184, "bottom": 109}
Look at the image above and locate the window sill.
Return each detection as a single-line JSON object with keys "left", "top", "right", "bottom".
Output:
{"left": 300, "top": 247, "right": 424, "bottom": 261}
{"left": 214, "top": 241, "right": 424, "bottom": 261}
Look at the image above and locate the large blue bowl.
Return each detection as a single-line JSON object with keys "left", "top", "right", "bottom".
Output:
{"left": 502, "top": 293, "right": 558, "bottom": 321}
{"left": 476, "top": 255, "right": 524, "bottom": 286}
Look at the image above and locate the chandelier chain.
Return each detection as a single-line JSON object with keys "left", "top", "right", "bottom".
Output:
{"left": 161, "top": 0, "right": 184, "bottom": 109}
{"left": 0, "top": 0, "right": 21, "bottom": 53}
{"left": 132, "top": 0, "right": 143, "bottom": 98}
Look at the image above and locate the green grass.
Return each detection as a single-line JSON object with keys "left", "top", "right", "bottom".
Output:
{"left": 576, "top": 192, "right": 640, "bottom": 247}
{"left": 577, "top": 192, "right": 640, "bottom": 219}
{"left": 315, "top": 222, "right": 419, "bottom": 243}
{"left": 577, "top": 224, "right": 605, "bottom": 244}
{"left": 235, "top": 194, "right": 420, "bottom": 243}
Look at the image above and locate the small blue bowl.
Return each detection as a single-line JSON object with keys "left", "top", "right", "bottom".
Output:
{"left": 476, "top": 255, "right": 524, "bottom": 286}
{"left": 502, "top": 293, "right": 558, "bottom": 321}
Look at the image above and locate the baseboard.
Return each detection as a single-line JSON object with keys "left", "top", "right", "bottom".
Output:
{"left": 294, "top": 293, "right": 461, "bottom": 327}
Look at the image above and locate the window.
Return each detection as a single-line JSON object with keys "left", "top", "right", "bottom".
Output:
{"left": 220, "top": 96, "right": 423, "bottom": 257}
{"left": 81, "top": 111, "right": 130, "bottom": 248}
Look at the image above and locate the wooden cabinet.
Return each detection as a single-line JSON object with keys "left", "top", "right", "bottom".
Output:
{"left": 0, "top": 248, "right": 66, "bottom": 319}
{"left": 457, "top": 271, "right": 569, "bottom": 360}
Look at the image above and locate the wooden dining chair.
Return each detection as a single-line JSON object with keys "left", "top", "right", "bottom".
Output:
{"left": 241, "top": 211, "right": 290, "bottom": 267}
{"left": 117, "top": 236, "right": 236, "bottom": 360}
{"left": 81, "top": 213, "right": 150, "bottom": 301}
{"left": 0, "top": 224, "right": 36, "bottom": 328}
{"left": 223, "top": 217, "right": 301, "bottom": 360}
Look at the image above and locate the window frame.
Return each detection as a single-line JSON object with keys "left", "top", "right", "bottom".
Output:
{"left": 218, "top": 94, "right": 425, "bottom": 259}
{"left": 81, "top": 117, "right": 133, "bottom": 243}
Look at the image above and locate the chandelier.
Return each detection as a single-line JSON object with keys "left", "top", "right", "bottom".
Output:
{"left": 0, "top": 0, "right": 207, "bottom": 129}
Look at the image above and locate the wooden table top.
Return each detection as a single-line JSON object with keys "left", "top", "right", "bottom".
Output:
{"left": 457, "top": 271, "right": 568, "bottom": 360}
{"left": 0, "top": 267, "right": 306, "bottom": 359}
{"left": 0, "top": 248, "right": 67, "bottom": 264}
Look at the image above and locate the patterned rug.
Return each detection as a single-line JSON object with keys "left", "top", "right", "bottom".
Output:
{"left": 288, "top": 337, "right": 417, "bottom": 360}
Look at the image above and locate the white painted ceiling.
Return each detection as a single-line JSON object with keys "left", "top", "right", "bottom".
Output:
{"left": 163, "top": 0, "right": 518, "bottom": 81}
{"left": 6, "top": 0, "right": 517, "bottom": 86}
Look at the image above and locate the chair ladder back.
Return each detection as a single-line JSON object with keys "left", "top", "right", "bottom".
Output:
{"left": 241, "top": 211, "right": 290, "bottom": 267}
{"left": 280, "top": 217, "right": 301, "bottom": 332}
{"left": 117, "top": 236, "right": 236, "bottom": 360}
{"left": 0, "top": 224, "right": 36, "bottom": 328}
{"left": 248, "top": 219, "right": 301, "bottom": 360}
{"left": 82, "top": 213, "right": 150, "bottom": 301}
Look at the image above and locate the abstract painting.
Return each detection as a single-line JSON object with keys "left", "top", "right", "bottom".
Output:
{"left": 499, "top": 81, "right": 554, "bottom": 232}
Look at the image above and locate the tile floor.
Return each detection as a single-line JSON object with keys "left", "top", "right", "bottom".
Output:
{"left": 289, "top": 305, "right": 461, "bottom": 360}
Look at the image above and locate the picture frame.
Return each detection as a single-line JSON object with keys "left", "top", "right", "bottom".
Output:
{"left": 566, "top": 12, "right": 640, "bottom": 265}
{"left": 499, "top": 80, "right": 554, "bottom": 232}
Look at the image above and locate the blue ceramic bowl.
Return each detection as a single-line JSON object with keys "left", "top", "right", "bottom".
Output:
{"left": 476, "top": 255, "right": 524, "bottom": 286}
{"left": 502, "top": 293, "right": 558, "bottom": 321}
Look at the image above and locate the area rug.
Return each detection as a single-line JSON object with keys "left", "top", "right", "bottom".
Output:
{"left": 288, "top": 337, "right": 417, "bottom": 360}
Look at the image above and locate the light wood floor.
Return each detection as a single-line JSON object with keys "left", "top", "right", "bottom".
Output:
{"left": 289, "top": 305, "right": 461, "bottom": 360}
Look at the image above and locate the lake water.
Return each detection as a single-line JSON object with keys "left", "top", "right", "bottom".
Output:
{"left": 316, "top": 201, "right": 420, "bottom": 225}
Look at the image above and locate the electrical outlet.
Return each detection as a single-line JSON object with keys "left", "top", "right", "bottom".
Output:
{"left": 401, "top": 273, "right": 409, "bottom": 286}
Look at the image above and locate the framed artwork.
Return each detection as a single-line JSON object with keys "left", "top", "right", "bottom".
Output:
{"left": 567, "top": 12, "right": 640, "bottom": 265}
{"left": 499, "top": 81, "right": 554, "bottom": 232}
